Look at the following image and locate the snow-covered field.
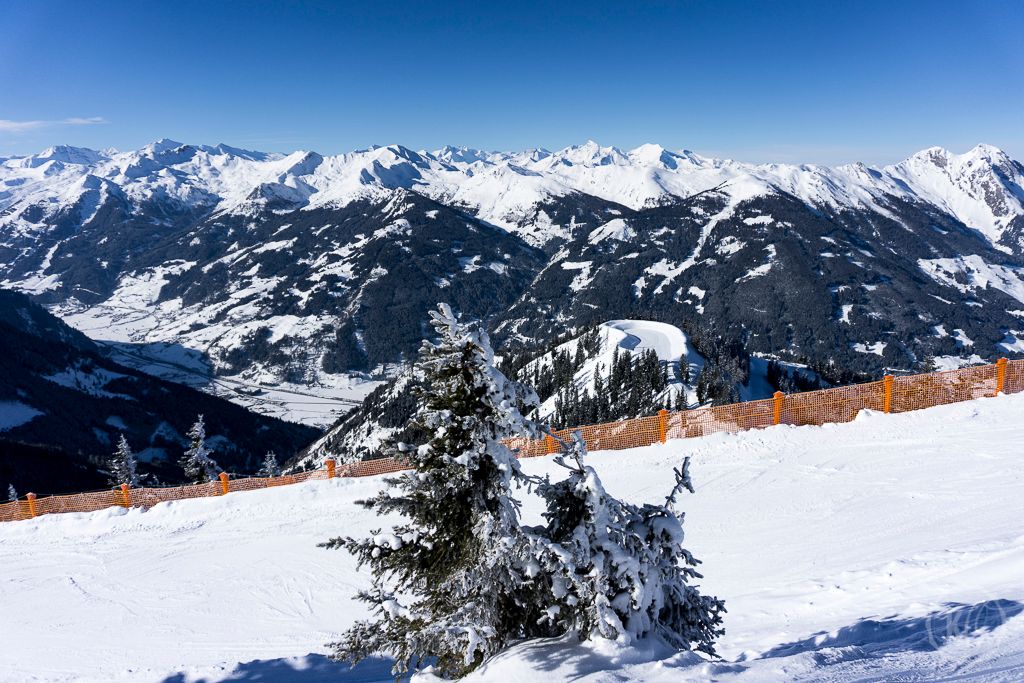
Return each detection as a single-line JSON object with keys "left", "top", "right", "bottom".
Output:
{"left": 2, "top": 394, "right": 1023, "bottom": 682}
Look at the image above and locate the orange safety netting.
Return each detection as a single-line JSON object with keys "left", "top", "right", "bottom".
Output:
{"left": 2, "top": 358, "right": 1019, "bottom": 524}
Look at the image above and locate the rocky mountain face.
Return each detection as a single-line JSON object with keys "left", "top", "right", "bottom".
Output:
{"left": 2, "top": 140, "right": 1023, "bottom": 431}
{"left": 0, "top": 289, "right": 320, "bottom": 494}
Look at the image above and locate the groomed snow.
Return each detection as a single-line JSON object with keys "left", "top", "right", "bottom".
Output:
{"left": 2, "top": 394, "right": 1024, "bottom": 681}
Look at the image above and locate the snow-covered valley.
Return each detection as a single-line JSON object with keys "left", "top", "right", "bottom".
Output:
{"left": 2, "top": 393, "right": 1022, "bottom": 682}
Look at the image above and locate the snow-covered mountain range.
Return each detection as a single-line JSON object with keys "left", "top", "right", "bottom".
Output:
{"left": 2, "top": 140, "right": 1023, "bottom": 425}
{"left": 4, "top": 140, "right": 1023, "bottom": 249}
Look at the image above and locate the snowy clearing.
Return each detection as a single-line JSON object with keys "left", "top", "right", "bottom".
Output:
{"left": 0, "top": 401, "right": 45, "bottom": 431}
{"left": 1, "top": 394, "right": 1024, "bottom": 682}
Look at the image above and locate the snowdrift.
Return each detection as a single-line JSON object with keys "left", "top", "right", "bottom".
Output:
{"left": 2, "top": 394, "right": 1024, "bottom": 681}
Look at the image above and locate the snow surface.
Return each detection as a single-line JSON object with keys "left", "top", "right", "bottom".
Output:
{"left": 0, "top": 401, "right": 44, "bottom": 431}
{"left": 3, "top": 394, "right": 1024, "bottom": 682}
{"left": 918, "top": 255, "right": 1024, "bottom": 305}
{"left": 932, "top": 354, "right": 987, "bottom": 370}
{"left": 852, "top": 341, "right": 887, "bottom": 356}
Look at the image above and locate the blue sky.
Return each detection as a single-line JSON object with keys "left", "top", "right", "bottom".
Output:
{"left": 1, "top": 0, "right": 1022, "bottom": 165}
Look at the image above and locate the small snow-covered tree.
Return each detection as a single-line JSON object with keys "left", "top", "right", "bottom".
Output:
{"left": 259, "top": 451, "right": 281, "bottom": 477}
{"left": 535, "top": 431, "right": 725, "bottom": 656}
{"left": 322, "top": 303, "right": 547, "bottom": 678}
{"left": 180, "top": 415, "right": 220, "bottom": 484}
{"left": 6, "top": 484, "right": 16, "bottom": 502}
{"left": 108, "top": 434, "right": 140, "bottom": 487}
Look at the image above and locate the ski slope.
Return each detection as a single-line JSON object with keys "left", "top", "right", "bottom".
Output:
{"left": 2, "top": 394, "right": 1024, "bottom": 682}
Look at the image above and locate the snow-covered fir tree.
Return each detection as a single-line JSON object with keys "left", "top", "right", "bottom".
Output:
{"left": 108, "top": 434, "right": 140, "bottom": 487}
{"left": 322, "top": 303, "right": 550, "bottom": 678}
{"left": 6, "top": 484, "right": 16, "bottom": 502}
{"left": 259, "top": 451, "right": 281, "bottom": 477}
{"left": 534, "top": 431, "right": 725, "bottom": 656}
{"left": 180, "top": 415, "right": 220, "bottom": 484}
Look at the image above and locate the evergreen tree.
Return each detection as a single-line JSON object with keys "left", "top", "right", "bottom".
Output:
{"left": 108, "top": 434, "right": 140, "bottom": 487}
{"left": 181, "top": 415, "right": 220, "bottom": 484}
{"left": 322, "top": 303, "right": 548, "bottom": 678}
{"left": 259, "top": 451, "right": 281, "bottom": 477}
{"left": 534, "top": 431, "right": 726, "bottom": 655}
{"left": 674, "top": 388, "right": 689, "bottom": 411}
{"left": 6, "top": 484, "right": 16, "bottom": 502}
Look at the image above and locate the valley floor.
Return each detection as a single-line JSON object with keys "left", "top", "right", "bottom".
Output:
{"left": 1, "top": 395, "right": 1023, "bottom": 681}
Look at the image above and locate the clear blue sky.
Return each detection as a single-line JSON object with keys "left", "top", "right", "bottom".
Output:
{"left": 1, "top": 0, "right": 1022, "bottom": 165}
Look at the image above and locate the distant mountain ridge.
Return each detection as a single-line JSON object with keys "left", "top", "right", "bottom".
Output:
{"left": 3, "top": 140, "right": 1022, "bottom": 250}
{"left": 2, "top": 140, "right": 1023, "bottom": 426}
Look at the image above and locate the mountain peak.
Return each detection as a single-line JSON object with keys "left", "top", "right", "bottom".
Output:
{"left": 143, "top": 138, "right": 186, "bottom": 155}
{"left": 202, "top": 143, "right": 273, "bottom": 161}
{"left": 552, "top": 140, "right": 627, "bottom": 167}
{"left": 432, "top": 145, "right": 490, "bottom": 165}
{"left": 36, "top": 145, "right": 106, "bottom": 165}
{"left": 903, "top": 144, "right": 1014, "bottom": 170}
{"left": 963, "top": 143, "right": 1012, "bottom": 166}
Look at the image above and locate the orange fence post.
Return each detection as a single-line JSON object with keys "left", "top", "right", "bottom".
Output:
{"left": 120, "top": 483, "right": 131, "bottom": 508}
{"left": 26, "top": 492, "right": 37, "bottom": 518}
{"left": 658, "top": 409, "right": 669, "bottom": 443}
{"left": 219, "top": 472, "right": 229, "bottom": 495}
{"left": 772, "top": 391, "right": 784, "bottom": 425}
{"left": 545, "top": 433, "right": 557, "bottom": 454}
{"left": 996, "top": 357, "right": 1008, "bottom": 396}
{"left": 883, "top": 374, "right": 894, "bottom": 413}
{"left": 325, "top": 458, "right": 336, "bottom": 479}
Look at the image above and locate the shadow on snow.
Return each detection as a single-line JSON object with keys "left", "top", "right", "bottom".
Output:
{"left": 160, "top": 654, "right": 396, "bottom": 683}
{"left": 761, "top": 599, "right": 1024, "bottom": 662}
{"left": 158, "top": 600, "right": 1024, "bottom": 682}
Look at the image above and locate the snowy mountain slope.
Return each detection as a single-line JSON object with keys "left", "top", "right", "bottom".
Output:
{"left": 2, "top": 393, "right": 1023, "bottom": 682}
{"left": 295, "top": 370, "right": 419, "bottom": 466}
{"left": 3, "top": 140, "right": 1024, "bottom": 425}
{"left": 887, "top": 145, "right": 1024, "bottom": 253}
{"left": 498, "top": 185, "right": 1024, "bottom": 376}
{"left": 522, "top": 319, "right": 705, "bottom": 417}
{"left": 0, "top": 289, "right": 320, "bottom": 492}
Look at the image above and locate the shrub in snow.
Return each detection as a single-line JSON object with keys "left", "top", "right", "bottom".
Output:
{"left": 180, "top": 415, "right": 220, "bottom": 484}
{"left": 259, "top": 451, "right": 281, "bottom": 477}
{"left": 534, "top": 431, "right": 725, "bottom": 656}
{"left": 108, "top": 434, "right": 140, "bottom": 488}
{"left": 6, "top": 484, "right": 16, "bottom": 502}
{"left": 322, "top": 303, "right": 550, "bottom": 678}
